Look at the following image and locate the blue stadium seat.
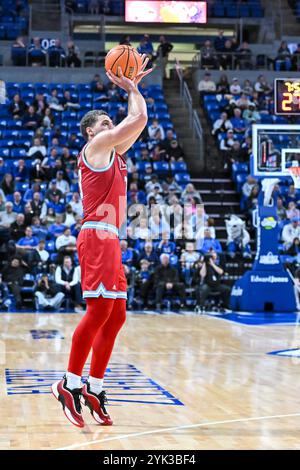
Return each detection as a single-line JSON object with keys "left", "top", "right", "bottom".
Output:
{"left": 174, "top": 173, "right": 190, "bottom": 184}
{"left": 170, "top": 162, "right": 187, "bottom": 173}
{"left": 153, "top": 162, "right": 169, "bottom": 175}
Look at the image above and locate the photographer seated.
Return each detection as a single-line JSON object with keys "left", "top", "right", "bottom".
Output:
{"left": 154, "top": 253, "right": 186, "bottom": 311}
{"left": 35, "top": 274, "right": 65, "bottom": 311}
{"left": 194, "top": 250, "right": 231, "bottom": 312}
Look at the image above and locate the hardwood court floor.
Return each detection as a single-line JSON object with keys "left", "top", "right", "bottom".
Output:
{"left": 1, "top": 310, "right": 300, "bottom": 450}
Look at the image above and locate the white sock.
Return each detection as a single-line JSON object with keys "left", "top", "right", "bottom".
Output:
{"left": 66, "top": 371, "right": 82, "bottom": 390}
{"left": 88, "top": 376, "right": 103, "bottom": 395}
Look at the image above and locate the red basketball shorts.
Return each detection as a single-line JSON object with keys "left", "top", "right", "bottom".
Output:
{"left": 77, "top": 221, "right": 127, "bottom": 300}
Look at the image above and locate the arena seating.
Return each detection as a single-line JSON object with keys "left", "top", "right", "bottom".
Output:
{"left": 0, "top": 0, "right": 28, "bottom": 40}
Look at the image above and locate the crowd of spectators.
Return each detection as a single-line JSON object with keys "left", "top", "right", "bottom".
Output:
{"left": 199, "top": 30, "right": 300, "bottom": 71}
{"left": 11, "top": 37, "right": 82, "bottom": 67}
{"left": 200, "top": 70, "right": 300, "bottom": 279}
{"left": 0, "top": 74, "right": 235, "bottom": 312}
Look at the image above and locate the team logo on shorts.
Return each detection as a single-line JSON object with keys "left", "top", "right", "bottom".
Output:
{"left": 118, "top": 156, "right": 127, "bottom": 171}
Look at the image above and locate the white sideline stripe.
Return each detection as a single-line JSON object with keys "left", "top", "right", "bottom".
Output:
{"left": 56, "top": 412, "right": 300, "bottom": 450}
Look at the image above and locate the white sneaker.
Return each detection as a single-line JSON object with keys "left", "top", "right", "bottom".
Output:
{"left": 74, "top": 306, "right": 84, "bottom": 313}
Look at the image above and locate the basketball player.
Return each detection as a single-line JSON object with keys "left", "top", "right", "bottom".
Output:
{"left": 51, "top": 57, "right": 152, "bottom": 427}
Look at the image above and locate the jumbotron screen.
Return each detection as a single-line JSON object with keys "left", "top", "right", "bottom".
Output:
{"left": 125, "top": 1, "right": 207, "bottom": 23}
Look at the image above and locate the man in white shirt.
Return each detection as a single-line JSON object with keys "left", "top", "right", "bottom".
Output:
{"left": 69, "top": 192, "right": 83, "bottom": 217}
{"left": 148, "top": 118, "right": 165, "bottom": 140}
{"left": 230, "top": 77, "right": 242, "bottom": 95}
{"left": 0, "top": 202, "right": 17, "bottom": 228}
{"left": 282, "top": 218, "right": 300, "bottom": 247}
{"left": 35, "top": 239, "right": 49, "bottom": 264}
{"left": 198, "top": 72, "right": 216, "bottom": 93}
{"left": 55, "top": 171, "right": 70, "bottom": 195}
{"left": 56, "top": 227, "right": 77, "bottom": 261}
{"left": 55, "top": 256, "right": 82, "bottom": 312}
{"left": 27, "top": 137, "right": 47, "bottom": 159}
{"left": 212, "top": 112, "right": 233, "bottom": 136}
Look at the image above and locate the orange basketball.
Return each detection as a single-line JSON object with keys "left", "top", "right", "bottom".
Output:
{"left": 105, "top": 45, "right": 143, "bottom": 80}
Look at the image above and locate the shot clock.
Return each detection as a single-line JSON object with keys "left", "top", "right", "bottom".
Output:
{"left": 274, "top": 78, "right": 300, "bottom": 115}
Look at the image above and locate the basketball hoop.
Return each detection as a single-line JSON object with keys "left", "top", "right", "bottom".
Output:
{"left": 288, "top": 166, "right": 300, "bottom": 189}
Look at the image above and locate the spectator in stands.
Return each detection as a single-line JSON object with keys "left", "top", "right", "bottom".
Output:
{"left": 274, "top": 41, "right": 292, "bottom": 71}
{"left": 277, "top": 197, "right": 287, "bottom": 225}
{"left": 154, "top": 253, "right": 185, "bottom": 310}
{"left": 138, "top": 241, "right": 159, "bottom": 266}
{"left": 32, "top": 92, "right": 48, "bottom": 116}
{"left": 9, "top": 93, "right": 27, "bottom": 119}
{"left": 216, "top": 74, "right": 230, "bottom": 94}
{"left": 11, "top": 36, "right": 27, "bottom": 66}
{"left": 156, "top": 35, "right": 173, "bottom": 78}
{"left": 220, "top": 129, "right": 235, "bottom": 155}
{"left": 10, "top": 213, "right": 26, "bottom": 241}
{"left": 90, "top": 73, "right": 106, "bottom": 93}
{"left": 254, "top": 75, "right": 273, "bottom": 97}
{"left": 42, "top": 108, "right": 55, "bottom": 129}
{"left": 45, "top": 180, "right": 63, "bottom": 203}
{"left": 214, "top": 30, "right": 227, "bottom": 52}
{"left": 13, "top": 159, "right": 27, "bottom": 182}
{"left": 200, "top": 40, "right": 217, "bottom": 69}
{"left": 55, "top": 171, "right": 70, "bottom": 194}
{"left": 282, "top": 218, "right": 300, "bottom": 247}
{"left": 55, "top": 256, "right": 82, "bottom": 312}
{"left": 167, "top": 139, "right": 185, "bottom": 161}
{"left": 230, "top": 77, "right": 242, "bottom": 95}
{"left": 28, "top": 37, "right": 46, "bottom": 66}
{"left": 48, "top": 215, "right": 66, "bottom": 238}
{"left": 243, "top": 102, "right": 261, "bottom": 124}
{"left": 246, "top": 185, "right": 260, "bottom": 217}
{"left": 16, "top": 226, "right": 39, "bottom": 264}
{"left": 198, "top": 72, "right": 216, "bottom": 103}
{"left": 194, "top": 250, "right": 230, "bottom": 311}
{"left": 219, "top": 39, "right": 234, "bottom": 69}
{"left": 212, "top": 112, "right": 233, "bottom": 136}
{"left": 23, "top": 202, "right": 34, "bottom": 226}
{"left": 2, "top": 257, "right": 25, "bottom": 309}
{"left": 242, "top": 176, "right": 258, "bottom": 199}
{"left": 180, "top": 241, "right": 199, "bottom": 269}
{"left": 0, "top": 173, "right": 15, "bottom": 196}
{"left": 31, "top": 216, "right": 47, "bottom": 240}
{"left": 226, "top": 215, "right": 251, "bottom": 259}
{"left": 22, "top": 105, "right": 41, "bottom": 130}
{"left": 56, "top": 226, "right": 77, "bottom": 262}
{"left": 135, "top": 259, "right": 153, "bottom": 309}
{"left": 48, "top": 89, "right": 64, "bottom": 111}
{"left": 148, "top": 118, "right": 165, "bottom": 140}
{"left": 12, "top": 192, "right": 24, "bottom": 214}
{"left": 181, "top": 183, "right": 202, "bottom": 204}
{"left": 69, "top": 192, "right": 83, "bottom": 217}
{"left": 156, "top": 232, "right": 176, "bottom": 256}
{"left": 230, "top": 108, "right": 246, "bottom": 134}
{"left": 61, "top": 90, "right": 80, "bottom": 110}
{"left": 137, "top": 35, "right": 154, "bottom": 65}
{"left": 287, "top": 201, "right": 300, "bottom": 221}
{"left": 48, "top": 39, "right": 66, "bottom": 67}
{"left": 235, "top": 93, "right": 252, "bottom": 110}
{"left": 235, "top": 42, "right": 253, "bottom": 69}
{"left": 0, "top": 202, "right": 16, "bottom": 229}
{"left": 35, "top": 239, "right": 49, "bottom": 267}
{"left": 35, "top": 274, "right": 65, "bottom": 311}
{"left": 242, "top": 79, "right": 254, "bottom": 96}
{"left": 28, "top": 137, "right": 47, "bottom": 159}
{"left": 285, "top": 184, "right": 300, "bottom": 205}
{"left": 66, "top": 40, "right": 81, "bottom": 68}
{"left": 197, "top": 227, "right": 222, "bottom": 254}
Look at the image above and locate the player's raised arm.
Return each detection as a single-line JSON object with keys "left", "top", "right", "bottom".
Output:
{"left": 84, "top": 55, "right": 152, "bottom": 169}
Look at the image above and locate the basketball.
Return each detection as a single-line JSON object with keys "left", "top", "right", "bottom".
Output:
{"left": 105, "top": 45, "right": 142, "bottom": 79}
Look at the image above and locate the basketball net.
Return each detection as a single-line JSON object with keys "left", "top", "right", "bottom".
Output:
{"left": 288, "top": 166, "right": 300, "bottom": 189}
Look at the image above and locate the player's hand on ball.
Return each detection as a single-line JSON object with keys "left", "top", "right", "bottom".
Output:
{"left": 106, "top": 54, "right": 153, "bottom": 91}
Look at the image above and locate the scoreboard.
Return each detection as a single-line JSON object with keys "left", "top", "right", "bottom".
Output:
{"left": 274, "top": 78, "right": 300, "bottom": 115}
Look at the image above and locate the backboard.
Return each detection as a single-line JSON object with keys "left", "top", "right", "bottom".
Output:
{"left": 251, "top": 124, "right": 300, "bottom": 179}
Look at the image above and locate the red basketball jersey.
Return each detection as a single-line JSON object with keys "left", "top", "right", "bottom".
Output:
{"left": 78, "top": 145, "right": 127, "bottom": 229}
